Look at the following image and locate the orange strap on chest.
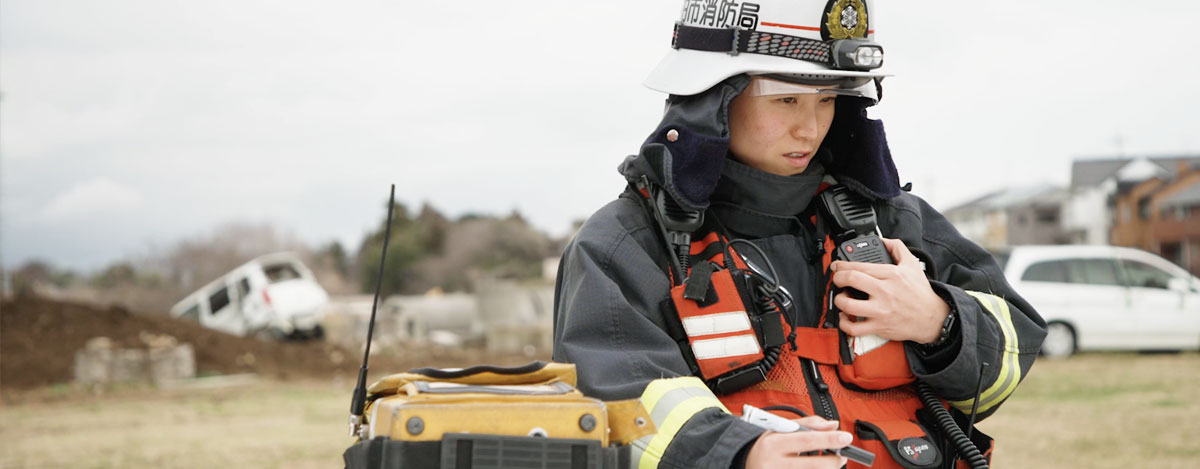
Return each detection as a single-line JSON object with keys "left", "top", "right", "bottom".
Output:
{"left": 789, "top": 327, "right": 842, "bottom": 365}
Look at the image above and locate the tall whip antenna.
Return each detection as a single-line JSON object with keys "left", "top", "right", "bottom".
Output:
{"left": 349, "top": 184, "right": 396, "bottom": 438}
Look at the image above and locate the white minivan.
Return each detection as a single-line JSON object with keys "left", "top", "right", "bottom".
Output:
{"left": 170, "top": 252, "right": 329, "bottom": 340}
{"left": 994, "top": 245, "right": 1200, "bottom": 358}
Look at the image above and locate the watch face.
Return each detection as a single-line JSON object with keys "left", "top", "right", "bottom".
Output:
{"left": 923, "top": 310, "right": 956, "bottom": 348}
{"left": 937, "top": 311, "right": 956, "bottom": 345}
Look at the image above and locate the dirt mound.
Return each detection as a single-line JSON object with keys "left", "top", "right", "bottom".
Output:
{"left": 2, "top": 295, "right": 379, "bottom": 390}
{"left": 1, "top": 295, "right": 544, "bottom": 392}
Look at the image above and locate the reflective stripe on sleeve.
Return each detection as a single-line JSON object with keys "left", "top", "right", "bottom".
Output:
{"left": 949, "top": 291, "right": 1021, "bottom": 415}
{"left": 633, "top": 376, "right": 729, "bottom": 469}
{"left": 681, "top": 311, "right": 752, "bottom": 336}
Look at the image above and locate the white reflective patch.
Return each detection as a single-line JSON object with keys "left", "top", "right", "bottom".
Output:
{"left": 691, "top": 335, "right": 760, "bottom": 360}
{"left": 681, "top": 312, "right": 752, "bottom": 336}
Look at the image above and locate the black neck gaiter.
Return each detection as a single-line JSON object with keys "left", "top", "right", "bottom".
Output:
{"left": 710, "top": 157, "right": 826, "bottom": 217}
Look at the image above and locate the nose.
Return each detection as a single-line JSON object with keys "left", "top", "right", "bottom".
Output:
{"left": 788, "top": 99, "right": 822, "bottom": 141}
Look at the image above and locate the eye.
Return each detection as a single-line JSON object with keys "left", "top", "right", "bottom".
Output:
{"left": 775, "top": 96, "right": 798, "bottom": 104}
{"left": 819, "top": 95, "right": 837, "bottom": 104}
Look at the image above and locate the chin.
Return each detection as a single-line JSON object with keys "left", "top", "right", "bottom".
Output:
{"left": 777, "top": 166, "right": 808, "bottom": 176}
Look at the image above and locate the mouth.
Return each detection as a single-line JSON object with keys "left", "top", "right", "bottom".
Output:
{"left": 780, "top": 152, "right": 812, "bottom": 170}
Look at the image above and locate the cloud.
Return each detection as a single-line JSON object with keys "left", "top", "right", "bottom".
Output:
{"left": 41, "top": 178, "right": 145, "bottom": 223}
{"left": 4, "top": 0, "right": 1199, "bottom": 270}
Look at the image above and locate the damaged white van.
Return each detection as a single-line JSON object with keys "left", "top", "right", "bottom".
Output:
{"left": 170, "top": 252, "right": 329, "bottom": 340}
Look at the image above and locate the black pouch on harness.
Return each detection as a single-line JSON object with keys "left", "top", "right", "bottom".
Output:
{"left": 855, "top": 419, "right": 942, "bottom": 469}
{"left": 916, "top": 407, "right": 995, "bottom": 469}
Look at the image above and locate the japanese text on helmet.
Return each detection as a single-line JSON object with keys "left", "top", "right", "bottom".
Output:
{"left": 680, "top": 0, "right": 761, "bottom": 30}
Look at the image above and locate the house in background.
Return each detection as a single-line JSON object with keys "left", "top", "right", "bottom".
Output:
{"left": 943, "top": 155, "right": 1200, "bottom": 275}
{"left": 1062, "top": 155, "right": 1200, "bottom": 246}
{"left": 1156, "top": 184, "right": 1200, "bottom": 275}
{"left": 1110, "top": 163, "right": 1200, "bottom": 276}
{"left": 943, "top": 183, "right": 1069, "bottom": 250}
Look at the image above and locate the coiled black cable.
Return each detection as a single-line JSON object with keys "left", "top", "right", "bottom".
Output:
{"left": 915, "top": 381, "right": 988, "bottom": 469}
{"left": 760, "top": 345, "right": 780, "bottom": 370}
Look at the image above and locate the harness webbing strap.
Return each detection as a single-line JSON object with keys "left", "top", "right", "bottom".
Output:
{"left": 683, "top": 230, "right": 749, "bottom": 274}
{"left": 789, "top": 327, "right": 843, "bottom": 365}
{"left": 688, "top": 242, "right": 726, "bottom": 269}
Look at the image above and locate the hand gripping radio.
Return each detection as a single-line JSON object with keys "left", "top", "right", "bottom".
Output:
{"left": 818, "top": 185, "right": 915, "bottom": 390}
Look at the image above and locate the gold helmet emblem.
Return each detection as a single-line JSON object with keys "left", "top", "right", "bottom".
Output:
{"left": 823, "top": 0, "right": 869, "bottom": 40}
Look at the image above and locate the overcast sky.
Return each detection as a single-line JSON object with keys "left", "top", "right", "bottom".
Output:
{"left": 3, "top": 0, "right": 1198, "bottom": 271}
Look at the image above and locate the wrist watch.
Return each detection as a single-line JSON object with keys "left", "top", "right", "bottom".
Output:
{"left": 923, "top": 299, "right": 957, "bottom": 349}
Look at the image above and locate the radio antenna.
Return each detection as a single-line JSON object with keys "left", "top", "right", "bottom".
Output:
{"left": 349, "top": 184, "right": 396, "bottom": 438}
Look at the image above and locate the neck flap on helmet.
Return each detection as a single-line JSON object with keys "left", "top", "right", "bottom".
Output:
{"left": 819, "top": 86, "right": 901, "bottom": 201}
{"left": 619, "top": 75, "right": 749, "bottom": 214}
{"left": 619, "top": 74, "right": 901, "bottom": 214}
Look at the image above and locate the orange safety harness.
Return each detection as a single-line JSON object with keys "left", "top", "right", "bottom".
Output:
{"left": 636, "top": 179, "right": 993, "bottom": 469}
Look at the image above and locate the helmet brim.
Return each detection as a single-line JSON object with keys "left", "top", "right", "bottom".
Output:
{"left": 644, "top": 48, "right": 889, "bottom": 97}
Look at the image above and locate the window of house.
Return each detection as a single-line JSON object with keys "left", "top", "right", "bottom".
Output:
{"left": 1035, "top": 208, "right": 1058, "bottom": 224}
{"left": 1161, "top": 243, "right": 1184, "bottom": 267}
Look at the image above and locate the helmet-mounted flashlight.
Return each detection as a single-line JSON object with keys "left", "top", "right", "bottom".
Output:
{"left": 831, "top": 40, "right": 884, "bottom": 71}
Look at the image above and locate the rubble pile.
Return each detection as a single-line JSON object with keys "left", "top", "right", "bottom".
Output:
{"left": 1, "top": 295, "right": 540, "bottom": 392}
{"left": 1, "top": 295, "right": 356, "bottom": 390}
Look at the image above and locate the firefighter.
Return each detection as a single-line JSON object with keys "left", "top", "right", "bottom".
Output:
{"left": 553, "top": 1, "right": 1047, "bottom": 468}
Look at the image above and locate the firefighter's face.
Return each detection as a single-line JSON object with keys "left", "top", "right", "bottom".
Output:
{"left": 728, "top": 82, "right": 835, "bottom": 176}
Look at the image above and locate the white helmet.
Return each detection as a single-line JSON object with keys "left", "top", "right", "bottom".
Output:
{"left": 645, "top": 0, "right": 888, "bottom": 98}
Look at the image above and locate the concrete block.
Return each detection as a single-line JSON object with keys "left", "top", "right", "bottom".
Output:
{"left": 72, "top": 336, "right": 196, "bottom": 386}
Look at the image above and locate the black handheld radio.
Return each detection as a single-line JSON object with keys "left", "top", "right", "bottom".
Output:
{"left": 820, "top": 185, "right": 894, "bottom": 302}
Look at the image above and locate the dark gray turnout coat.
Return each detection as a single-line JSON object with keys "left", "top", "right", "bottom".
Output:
{"left": 552, "top": 75, "right": 1047, "bottom": 468}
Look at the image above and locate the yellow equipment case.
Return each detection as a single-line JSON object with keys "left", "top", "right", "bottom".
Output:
{"left": 344, "top": 361, "right": 654, "bottom": 469}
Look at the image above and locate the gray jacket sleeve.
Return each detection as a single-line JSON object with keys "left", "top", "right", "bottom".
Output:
{"left": 552, "top": 197, "right": 764, "bottom": 469}
{"left": 885, "top": 194, "right": 1048, "bottom": 420}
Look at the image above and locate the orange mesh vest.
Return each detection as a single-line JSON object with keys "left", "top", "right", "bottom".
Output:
{"left": 667, "top": 226, "right": 992, "bottom": 469}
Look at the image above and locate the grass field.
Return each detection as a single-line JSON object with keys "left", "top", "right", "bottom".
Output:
{"left": 2, "top": 352, "right": 1198, "bottom": 468}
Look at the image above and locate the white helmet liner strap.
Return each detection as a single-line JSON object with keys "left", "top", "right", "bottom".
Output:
{"left": 673, "top": 23, "right": 832, "bottom": 67}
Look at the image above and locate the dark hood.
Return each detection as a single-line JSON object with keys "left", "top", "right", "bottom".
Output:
{"left": 618, "top": 74, "right": 902, "bottom": 212}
